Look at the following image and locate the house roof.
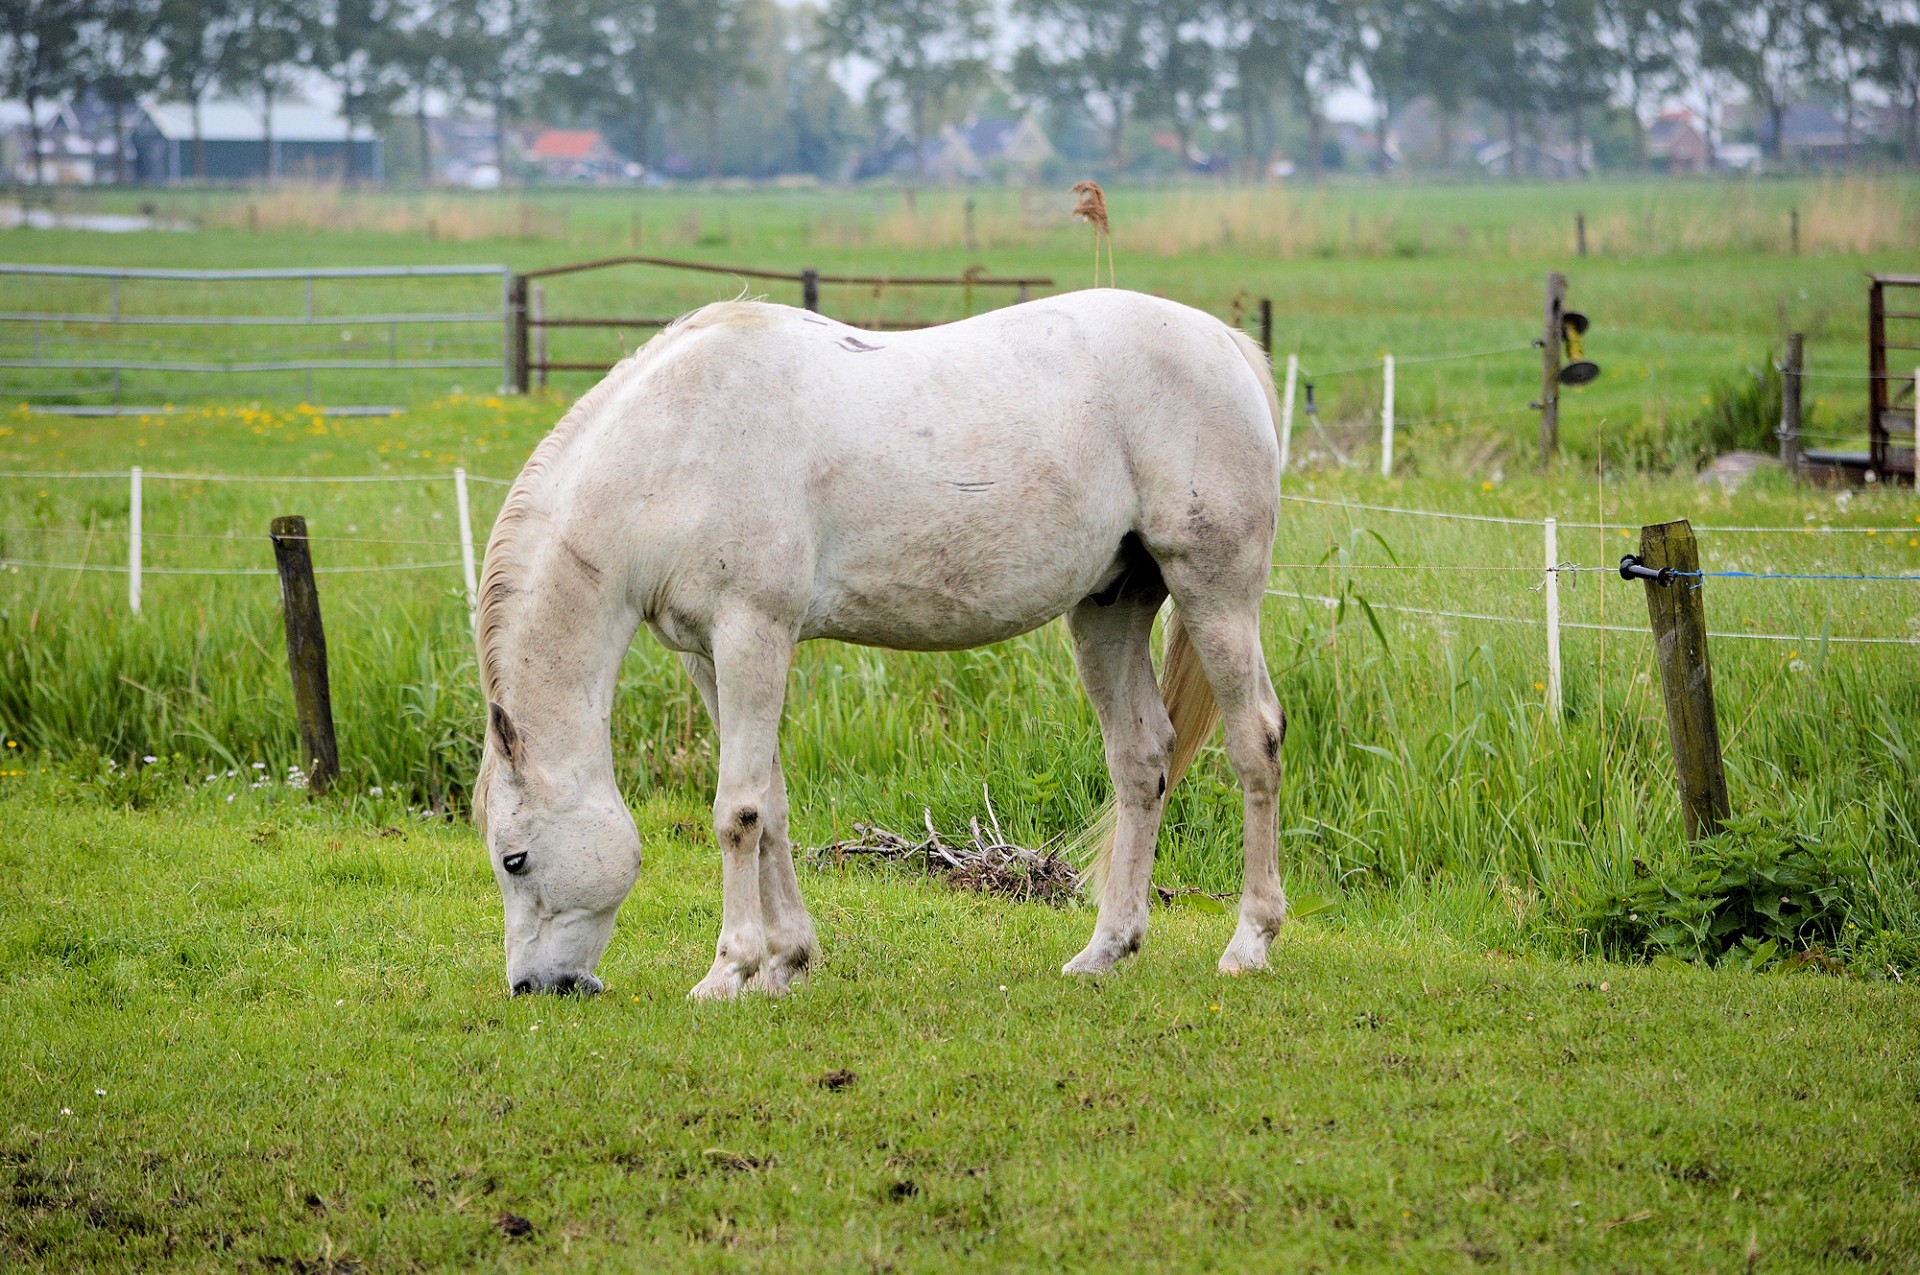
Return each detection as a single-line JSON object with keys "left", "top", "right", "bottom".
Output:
{"left": 1767, "top": 102, "right": 1847, "bottom": 147}
{"left": 143, "top": 99, "right": 376, "bottom": 143}
{"left": 528, "top": 129, "right": 607, "bottom": 160}
{"left": 1648, "top": 115, "right": 1702, "bottom": 145}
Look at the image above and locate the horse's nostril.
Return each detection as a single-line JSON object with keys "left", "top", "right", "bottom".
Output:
{"left": 510, "top": 978, "right": 536, "bottom": 997}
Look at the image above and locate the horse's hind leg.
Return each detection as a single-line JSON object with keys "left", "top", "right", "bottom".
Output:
{"left": 1062, "top": 585, "right": 1174, "bottom": 975}
{"left": 681, "top": 651, "right": 816, "bottom": 997}
{"left": 1155, "top": 583, "right": 1287, "bottom": 973}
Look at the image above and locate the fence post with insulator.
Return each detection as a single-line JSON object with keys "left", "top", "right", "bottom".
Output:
{"left": 1624, "top": 520, "right": 1729, "bottom": 841}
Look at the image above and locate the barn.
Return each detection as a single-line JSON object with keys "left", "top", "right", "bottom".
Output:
{"left": 132, "top": 100, "right": 383, "bottom": 184}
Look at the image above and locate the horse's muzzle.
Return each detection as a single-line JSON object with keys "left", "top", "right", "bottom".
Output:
{"left": 510, "top": 972, "right": 606, "bottom": 997}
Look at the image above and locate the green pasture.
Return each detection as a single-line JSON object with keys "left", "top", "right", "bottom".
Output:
{"left": 2, "top": 777, "right": 1918, "bottom": 1271}
{"left": 2, "top": 180, "right": 1918, "bottom": 1269}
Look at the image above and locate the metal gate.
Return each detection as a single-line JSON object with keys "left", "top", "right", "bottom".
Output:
{"left": 508, "top": 255, "right": 1053, "bottom": 393}
{"left": 0, "top": 263, "right": 513, "bottom": 414}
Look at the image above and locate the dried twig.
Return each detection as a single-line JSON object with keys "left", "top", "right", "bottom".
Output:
{"left": 808, "top": 811, "right": 1080, "bottom": 906}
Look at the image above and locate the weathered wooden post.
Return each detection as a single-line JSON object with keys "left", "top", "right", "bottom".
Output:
{"left": 1575, "top": 210, "right": 1587, "bottom": 257}
{"left": 270, "top": 516, "right": 339, "bottom": 795}
{"left": 1789, "top": 207, "right": 1800, "bottom": 255}
{"left": 530, "top": 284, "right": 547, "bottom": 392}
{"left": 1258, "top": 297, "right": 1273, "bottom": 359}
{"left": 1538, "top": 271, "right": 1567, "bottom": 466}
{"left": 509, "top": 273, "right": 530, "bottom": 394}
{"left": 1778, "top": 332, "right": 1803, "bottom": 470}
{"left": 1624, "top": 520, "right": 1729, "bottom": 840}
{"left": 802, "top": 268, "right": 820, "bottom": 313}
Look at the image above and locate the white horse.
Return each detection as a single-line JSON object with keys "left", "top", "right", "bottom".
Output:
{"left": 473, "top": 288, "right": 1288, "bottom": 999}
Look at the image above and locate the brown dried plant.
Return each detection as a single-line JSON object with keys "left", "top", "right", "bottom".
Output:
{"left": 1071, "top": 180, "right": 1114, "bottom": 288}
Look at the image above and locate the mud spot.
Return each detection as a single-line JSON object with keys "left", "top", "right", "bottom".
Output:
{"left": 817, "top": 1068, "right": 858, "bottom": 1091}
{"left": 495, "top": 1211, "right": 536, "bottom": 1239}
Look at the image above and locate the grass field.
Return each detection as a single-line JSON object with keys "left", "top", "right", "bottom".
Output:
{"left": 3, "top": 179, "right": 1919, "bottom": 1269}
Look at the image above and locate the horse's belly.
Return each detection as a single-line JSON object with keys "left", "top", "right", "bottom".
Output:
{"left": 803, "top": 520, "right": 1118, "bottom": 652}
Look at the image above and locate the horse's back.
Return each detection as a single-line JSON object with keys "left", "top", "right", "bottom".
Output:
{"left": 602, "top": 291, "right": 1277, "bottom": 651}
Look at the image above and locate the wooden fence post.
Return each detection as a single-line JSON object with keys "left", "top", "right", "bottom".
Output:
{"left": 509, "top": 273, "right": 529, "bottom": 394}
{"left": 1634, "top": 519, "right": 1729, "bottom": 840}
{"left": 530, "top": 284, "right": 547, "bottom": 392}
{"left": 1575, "top": 210, "right": 1587, "bottom": 257}
{"left": 270, "top": 515, "right": 339, "bottom": 795}
{"left": 1258, "top": 297, "right": 1273, "bottom": 359}
{"left": 1539, "top": 271, "right": 1567, "bottom": 467}
{"left": 1789, "top": 207, "right": 1800, "bottom": 255}
{"left": 1779, "top": 331, "right": 1803, "bottom": 470}
{"left": 802, "top": 268, "right": 820, "bottom": 313}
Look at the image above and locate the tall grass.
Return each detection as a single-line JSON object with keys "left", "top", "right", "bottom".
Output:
{"left": 3, "top": 420, "right": 1916, "bottom": 968}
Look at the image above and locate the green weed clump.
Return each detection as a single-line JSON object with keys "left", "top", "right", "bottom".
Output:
{"left": 1582, "top": 809, "right": 1866, "bottom": 970}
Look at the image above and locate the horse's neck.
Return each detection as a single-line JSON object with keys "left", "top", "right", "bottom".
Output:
{"left": 488, "top": 518, "right": 638, "bottom": 789}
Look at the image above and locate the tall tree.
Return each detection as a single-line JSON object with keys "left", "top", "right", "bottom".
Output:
{"left": 315, "top": 0, "right": 404, "bottom": 183}
{"left": 1455, "top": 0, "right": 1547, "bottom": 176}
{"left": 443, "top": 0, "right": 546, "bottom": 182}
{"left": 662, "top": 0, "right": 758, "bottom": 179}
{"left": 540, "top": 0, "right": 672, "bottom": 170}
{"left": 1013, "top": 0, "right": 1157, "bottom": 171}
{"left": 157, "top": 0, "right": 239, "bottom": 179}
{"left": 1693, "top": 0, "right": 1815, "bottom": 161}
{"left": 0, "top": 0, "right": 86, "bottom": 183}
{"left": 821, "top": 0, "right": 990, "bottom": 175}
{"left": 221, "top": 0, "right": 307, "bottom": 181}
{"left": 386, "top": 0, "right": 455, "bottom": 185}
{"left": 83, "top": 0, "right": 161, "bottom": 183}
{"left": 1595, "top": 0, "right": 1676, "bottom": 168}
{"left": 1871, "top": 1, "right": 1920, "bottom": 163}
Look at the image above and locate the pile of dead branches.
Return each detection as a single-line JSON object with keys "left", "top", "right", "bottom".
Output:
{"left": 808, "top": 801, "right": 1080, "bottom": 907}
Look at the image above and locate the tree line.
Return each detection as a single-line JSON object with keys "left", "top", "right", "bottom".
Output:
{"left": 2, "top": 0, "right": 1917, "bottom": 183}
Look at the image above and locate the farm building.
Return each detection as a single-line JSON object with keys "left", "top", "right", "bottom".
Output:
{"left": 0, "top": 100, "right": 96, "bottom": 183}
{"left": 1647, "top": 111, "right": 1711, "bottom": 174}
{"left": 523, "top": 129, "right": 636, "bottom": 183}
{"left": 131, "top": 100, "right": 382, "bottom": 184}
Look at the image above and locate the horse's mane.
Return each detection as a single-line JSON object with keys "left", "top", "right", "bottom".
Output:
{"left": 473, "top": 303, "right": 751, "bottom": 823}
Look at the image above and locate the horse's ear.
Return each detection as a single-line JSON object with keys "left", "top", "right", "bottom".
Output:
{"left": 488, "top": 702, "right": 518, "bottom": 766}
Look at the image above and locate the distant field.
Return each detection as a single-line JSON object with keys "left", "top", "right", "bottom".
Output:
{"left": 5, "top": 176, "right": 1917, "bottom": 459}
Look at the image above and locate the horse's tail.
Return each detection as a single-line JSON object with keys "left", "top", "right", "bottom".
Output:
{"left": 1077, "top": 326, "right": 1277, "bottom": 895}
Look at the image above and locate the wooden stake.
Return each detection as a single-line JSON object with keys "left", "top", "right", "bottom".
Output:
{"left": 1539, "top": 271, "right": 1567, "bottom": 467}
{"left": 1779, "top": 331, "right": 1803, "bottom": 470}
{"left": 270, "top": 515, "right": 339, "bottom": 795}
{"left": 1636, "top": 519, "right": 1728, "bottom": 840}
{"left": 802, "top": 267, "right": 820, "bottom": 313}
{"left": 1258, "top": 297, "right": 1273, "bottom": 359}
{"left": 1575, "top": 210, "right": 1587, "bottom": 257}
{"left": 530, "top": 284, "right": 547, "bottom": 392}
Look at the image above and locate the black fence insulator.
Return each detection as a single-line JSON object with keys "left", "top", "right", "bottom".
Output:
{"left": 1619, "top": 553, "right": 1675, "bottom": 586}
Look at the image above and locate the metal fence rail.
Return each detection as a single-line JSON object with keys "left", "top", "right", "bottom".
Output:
{"left": 0, "top": 263, "right": 512, "bottom": 413}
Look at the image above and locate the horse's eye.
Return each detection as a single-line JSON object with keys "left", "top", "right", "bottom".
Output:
{"left": 501, "top": 852, "right": 529, "bottom": 876}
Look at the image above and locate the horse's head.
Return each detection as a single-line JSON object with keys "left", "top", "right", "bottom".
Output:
{"left": 476, "top": 702, "right": 641, "bottom": 996}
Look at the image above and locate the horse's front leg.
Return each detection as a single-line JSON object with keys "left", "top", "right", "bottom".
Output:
{"left": 687, "top": 614, "right": 796, "bottom": 1001}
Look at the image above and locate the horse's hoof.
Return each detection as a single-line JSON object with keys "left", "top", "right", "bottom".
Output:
{"left": 1062, "top": 937, "right": 1138, "bottom": 976}
{"left": 687, "top": 968, "right": 749, "bottom": 1001}
{"left": 755, "top": 954, "right": 811, "bottom": 997}
{"left": 1218, "top": 934, "right": 1272, "bottom": 974}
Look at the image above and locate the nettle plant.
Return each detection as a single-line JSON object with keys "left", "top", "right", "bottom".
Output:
{"left": 1586, "top": 809, "right": 1866, "bottom": 972}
